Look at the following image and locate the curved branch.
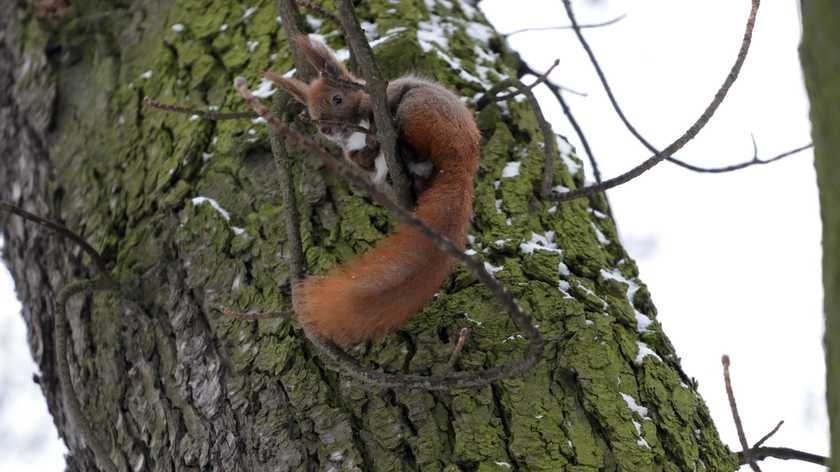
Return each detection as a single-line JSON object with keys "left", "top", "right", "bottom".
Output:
{"left": 55, "top": 277, "right": 120, "bottom": 472}
{"left": 722, "top": 355, "right": 760, "bottom": 471}
{"left": 562, "top": 0, "right": 791, "bottom": 175}
{"left": 503, "top": 14, "right": 627, "bottom": 37}
{"left": 737, "top": 447, "right": 828, "bottom": 466}
{"left": 550, "top": 0, "right": 761, "bottom": 203}
{"left": 0, "top": 201, "right": 108, "bottom": 273}
{"left": 295, "top": 0, "right": 340, "bottom": 25}
{"left": 235, "top": 78, "right": 544, "bottom": 390}
{"left": 335, "top": 0, "right": 413, "bottom": 208}
{"left": 516, "top": 61, "right": 603, "bottom": 184}
{"left": 142, "top": 96, "right": 255, "bottom": 121}
{"left": 668, "top": 142, "right": 812, "bottom": 173}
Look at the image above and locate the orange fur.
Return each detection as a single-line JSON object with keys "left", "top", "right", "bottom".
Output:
{"left": 273, "top": 35, "right": 480, "bottom": 346}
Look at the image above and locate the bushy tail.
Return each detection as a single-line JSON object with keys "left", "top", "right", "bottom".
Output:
{"left": 293, "top": 170, "right": 474, "bottom": 346}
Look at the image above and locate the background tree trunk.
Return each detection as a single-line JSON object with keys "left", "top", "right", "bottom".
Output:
{"left": 800, "top": 2, "right": 840, "bottom": 470}
{"left": 1, "top": 0, "right": 736, "bottom": 470}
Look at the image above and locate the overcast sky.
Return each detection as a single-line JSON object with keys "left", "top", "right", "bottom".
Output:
{"left": 0, "top": 1, "right": 827, "bottom": 471}
{"left": 481, "top": 0, "right": 827, "bottom": 470}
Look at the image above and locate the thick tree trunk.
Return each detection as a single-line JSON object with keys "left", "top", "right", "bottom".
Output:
{"left": 0, "top": 0, "right": 736, "bottom": 470}
{"left": 800, "top": 2, "right": 840, "bottom": 469}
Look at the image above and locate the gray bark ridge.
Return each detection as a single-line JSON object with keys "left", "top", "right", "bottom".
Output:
{"left": 0, "top": 0, "right": 737, "bottom": 470}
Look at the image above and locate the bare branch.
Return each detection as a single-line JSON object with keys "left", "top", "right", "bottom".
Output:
{"left": 550, "top": 0, "right": 761, "bottom": 203}
{"left": 737, "top": 447, "right": 828, "bottom": 466}
{"left": 719, "top": 357, "right": 827, "bottom": 467}
{"left": 478, "top": 59, "right": 560, "bottom": 106}
{"left": 334, "top": 0, "right": 413, "bottom": 209}
{"left": 722, "top": 355, "right": 761, "bottom": 471}
{"left": 219, "top": 305, "right": 291, "bottom": 321}
{"left": 276, "top": 0, "right": 318, "bottom": 81}
{"left": 235, "top": 78, "right": 544, "bottom": 390}
{"left": 55, "top": 277, "right": 120, "bottom": 472}
{"left": 669, "top": 142, "right": 812, "bottom": 173}
{"left": 478, "top": 75, "right": 560, "bottom": 197}
{"left": 503, "top": 14, "right": 627, "bottom": 37}
{"left": 294, "top": 0, "right": 340, "bottom": 25}
{"left": 268, "top": 97, "right": 306, "bottom": 282}
{"left": 142, "top": 96, "right": 255, "bottom": 121}
{"left": 561, "top": 0, "right": 796, "bottom": 175}
{"left": 753, "top": 420, "right": 784, "bottom": 449}
{"left": 447, "top": 327, "right": 469, "bottom": 370}
{"left": 517, "top": 61, "right": 603, "bottom": 184}
{"left": 0, "top": 201, "right": 108, "bottom": 273}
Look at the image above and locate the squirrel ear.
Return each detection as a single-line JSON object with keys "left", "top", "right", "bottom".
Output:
{"left": 292, "top": 34, "right": 350, "bottom": 79}
{"left": 264, "top": 71, "right": 310, "bottom": 105}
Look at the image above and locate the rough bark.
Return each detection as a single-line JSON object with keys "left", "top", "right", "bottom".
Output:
{"left": 0, "top": 0, "right": 736, "bottom": 470}
{"left": 800, "top": 2, "right": 840, "bottom": 469}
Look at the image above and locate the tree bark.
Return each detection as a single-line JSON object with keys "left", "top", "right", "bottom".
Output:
{"left": 800, "top": 2, "right": 840, "bottom": 470}
{"left": 0, "top": 0, "right": 736, "bottom": 470}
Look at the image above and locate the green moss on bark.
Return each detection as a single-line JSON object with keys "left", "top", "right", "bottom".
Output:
{"left": 19, "top": 0, "right": 740, "bottom": 469}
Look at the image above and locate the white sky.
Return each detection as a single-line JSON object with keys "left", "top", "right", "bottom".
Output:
{"left": 481, "top": 0, "right": 827, "bottom": 470}
{"left": 0, "top": 1, "right": 827, "bottom": 470}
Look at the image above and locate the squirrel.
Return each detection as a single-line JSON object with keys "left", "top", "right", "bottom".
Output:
{"left": 266, "top": 35, "right": 480, "bottom": 346}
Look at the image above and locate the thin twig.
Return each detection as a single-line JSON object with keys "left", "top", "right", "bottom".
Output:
{"left": 276, "top": 0, "right": 318, "bottom": 81}
{"left": 295, "top": 0, "right": 340, "bottom": 25}
{"left": 561, "top": 0, "right": 794, "bottom": 175}
{"left": 0, "top": 201, "right": 108, "bottom": 273}
{"left": 269, "top": 96, "right": 306, "bottom": 282}
{"left": 517, "top": 61, "right": 603, "bottom": 184}
{"left": 142, "top": 96, "right": 255, "bottom": 120}
{"left": 447, "top": 327, "right": 469, "bottom": 369}
{"left": 478, "top": 76, "right": 560, "bottom": 197}
{"left": 722, "top": 355, "right": 761, "bottom": 472}
{"left": 550, "top": 0, "right": 760, "bottom": 203}
{"left": 1, "top": 201, "right": 118, "bottom": 469}
{"left": 235, "top": 78, "right": 544, "bottom": 390}
{"left": 669, "top": 142, "right": 812, "bottom": 173}
{"left": 483, "top": 59, "right": 560, "bottom": 105}
{"left": 335, "top": 0, "right": 413, "bottom": 209}
{"left": 503, "top": 14, "right": 627, "bottom": 37}
{"left": 219, "top": 305, "right": 291, "bottom": 321}
{"left": 721, "top": 357, "right": 827, "bottom": 467}
{"left": 736, "top": 447, "right": 828, "bottom": 466}
{"left": 753, "top": 420, "right": 784, "bottom": 448}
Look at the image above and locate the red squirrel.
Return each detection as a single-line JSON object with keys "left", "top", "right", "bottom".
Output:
{"left": 266, "top": 35, "right": 480, "bottom": 346}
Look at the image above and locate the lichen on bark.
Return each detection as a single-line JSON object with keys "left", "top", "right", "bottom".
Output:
{"left": 0, "top": 0, "right": 739, "bottom": 470}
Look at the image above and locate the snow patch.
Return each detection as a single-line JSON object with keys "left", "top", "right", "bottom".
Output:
{"left": 251, "top": 78, "right": 276, "bottom": 98}
{"left": 601, "top": 268, "right": 653, "bottom": 332}
{"left": 634, "top": 341, "right": 662, "bottom": 365}
{"left": 192, "top": 197, "right": 231, "bottom": 221}
{"left": 620, "top": 393, "right": 650, "bottom": 418}
{"left": 501, "top": 161, "right": 521, "bottom": 178}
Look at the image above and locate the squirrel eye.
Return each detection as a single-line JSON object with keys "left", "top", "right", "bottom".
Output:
{"left": 331, "top": 94, "right": 343, "bottom": 105}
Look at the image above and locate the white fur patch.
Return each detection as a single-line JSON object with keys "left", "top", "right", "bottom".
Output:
{"left": 345, "top": 132, "right": 367, "bottom": 152}
{"left": 408, "top": 160, "right": 434, "bottom": 178}
{"left": 372, "top": 154, "right": 388, "bottom": 185}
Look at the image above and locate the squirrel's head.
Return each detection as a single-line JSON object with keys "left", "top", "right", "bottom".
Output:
{"left": 266, "top": 35, "right": 368, "bottom": 147}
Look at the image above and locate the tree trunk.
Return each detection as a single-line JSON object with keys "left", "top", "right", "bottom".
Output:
{"left": 800, "top": 2, "right": 840, "bottom": 469}
{"left": 0, "top": 0, "right": 736, "bottom": 470}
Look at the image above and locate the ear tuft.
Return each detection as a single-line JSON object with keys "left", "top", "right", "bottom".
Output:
{"left": 292, "top": 34, "right": 350, "bottom": 79}
{"left": 264, "top": 71, "right": 310, "bottom": 105}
